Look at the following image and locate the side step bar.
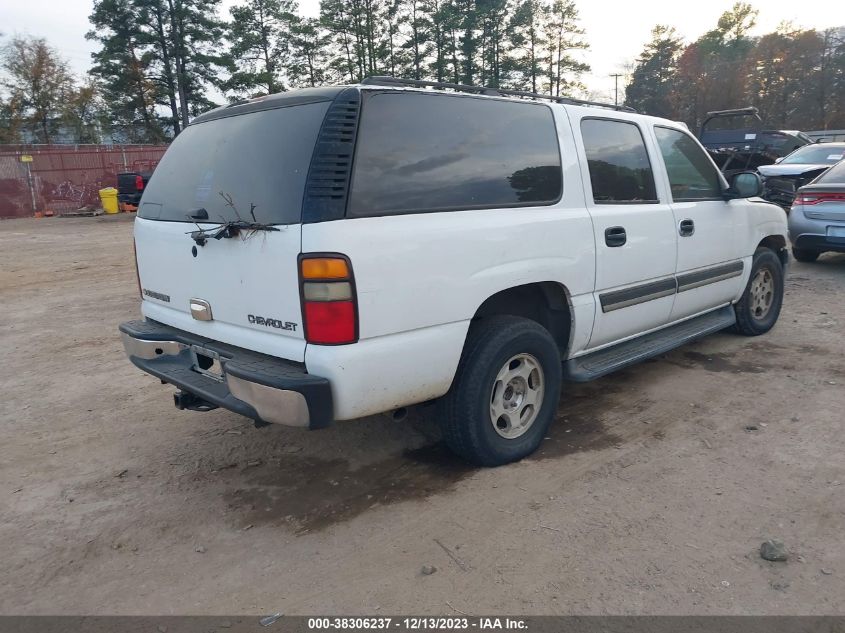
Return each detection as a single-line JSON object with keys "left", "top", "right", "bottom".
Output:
{"left": 563, "top": 305, "right": 737, "bottom": 382}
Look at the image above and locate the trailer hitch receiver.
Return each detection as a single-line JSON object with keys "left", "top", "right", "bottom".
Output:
{"left": 173, "top": 391, "right": 218, "bottom": 412}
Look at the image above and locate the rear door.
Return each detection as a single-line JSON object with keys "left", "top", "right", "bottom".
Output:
{"left": 571, "top": 114, "right": 678, "bottom": 349}
{"left": 651, "top": 125, "right": 744, "bottom": 322}
{"left": 135, "top": 99, "right": 331, "bottom": 363}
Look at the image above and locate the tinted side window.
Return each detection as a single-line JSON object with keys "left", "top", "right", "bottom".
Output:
{"left": 348, "top": 93, "right": 561, "bottom": 216}
{"left": 654, "top": 127, "right": 722, "bottom": 201}
{"left": 580, "top": 119, "right": 657, "bottom": 204}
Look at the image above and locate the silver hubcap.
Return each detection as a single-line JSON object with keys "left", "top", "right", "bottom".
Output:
{"left": 749, "top": 267, "right": 775, "bottom": 320}
{"left": 490, "top": 353, "right": 545, "bottom": 439}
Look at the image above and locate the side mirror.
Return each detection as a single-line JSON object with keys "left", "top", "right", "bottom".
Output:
{"left": 774, "top": 157, "right": 784, "bottom": 163}
{"left": 726, "top": 171, "right": 763, "bottom": 199}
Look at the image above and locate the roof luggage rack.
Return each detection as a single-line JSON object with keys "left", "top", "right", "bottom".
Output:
{"left": 360, "top": 76, "right": 636, "bottom": 113}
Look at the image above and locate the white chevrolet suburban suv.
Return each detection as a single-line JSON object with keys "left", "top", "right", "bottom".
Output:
{"left": 120, "top": 76, "right": 788, "bottom": 466}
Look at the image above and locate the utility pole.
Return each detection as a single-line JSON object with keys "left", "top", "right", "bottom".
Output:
{"left": 610, "top": 73, "right": 623, "bottom": 107}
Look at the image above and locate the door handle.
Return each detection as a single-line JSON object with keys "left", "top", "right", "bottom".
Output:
{"left": 604, "top": 226, "right": 626, "bottom": 247}
{"left": 679, "top": 219, "right": 695, "bottom": 237}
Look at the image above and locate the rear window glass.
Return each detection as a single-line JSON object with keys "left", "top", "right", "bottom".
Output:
{"left": 139, "top": 102, "right": 330, "bottom": 224}
{"left": 816, "top": 160, "right": 845, "bottom": 183}
{"left": 348, "top": 93, "right": 561, "bottom": 217}
{"left": 581, "top": 119, "right": 657, "bottom": 203}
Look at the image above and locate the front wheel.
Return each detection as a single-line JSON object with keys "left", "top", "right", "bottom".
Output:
{"left": 438, "top": 316, "right": 562, "bottom": 466}
{"left": 733, "top": 248, "right": 784, "bottom": 336}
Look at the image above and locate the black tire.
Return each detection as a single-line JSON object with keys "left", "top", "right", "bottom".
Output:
{"left": 438, "top": 316, "right": 562, "bottom": 467}
{"left": 734, "top": 248, "right": 784, "bottom": 336}
{"left": 792, "top": 247, "right": 820, "bottom": 263}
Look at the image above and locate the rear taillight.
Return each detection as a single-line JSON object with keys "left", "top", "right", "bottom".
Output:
{"left": 135, "top": 175, "right": 144, "bottom": 191}
{"left": 133, "top": 239, "right": 141, "bottom": 298}
{"left": 794, "top": 191, "right": 845, "bottom": 205}
{"left": 299, "top": 255, "right": 358, "bottom": 345}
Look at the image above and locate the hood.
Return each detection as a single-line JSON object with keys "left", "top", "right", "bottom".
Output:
{"left": 758, "top": 163, "right": 831, "bottom": 178}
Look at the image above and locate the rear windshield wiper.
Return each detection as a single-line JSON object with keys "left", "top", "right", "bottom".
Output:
{"left": 188, "top": 220, "right": 279, "bottom": 246}
{"left": 187, "top": 193, "right": 280, "bottom": 246}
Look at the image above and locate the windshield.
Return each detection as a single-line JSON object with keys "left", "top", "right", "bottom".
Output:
{"left": 781, "top": 145, "right": 845, "bottom": 165}
{"left": 139, "top": 101, "right": 330, "bottom": 224}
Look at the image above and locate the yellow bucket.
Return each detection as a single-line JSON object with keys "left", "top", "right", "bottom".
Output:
{"left": 99, "top": 187, "right": 119, "bottom": 214}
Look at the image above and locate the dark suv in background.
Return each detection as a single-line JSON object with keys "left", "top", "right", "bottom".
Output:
{"left": 117, "top": 171, "right": 152, "bottom": 210}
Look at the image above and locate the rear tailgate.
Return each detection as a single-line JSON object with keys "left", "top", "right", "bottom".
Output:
{"left": 136, "top": 218, "right": 307, "bottom": 362}
{"left": 117, "top": 172, "right": 140, "bottom": 195}
{"left": 134, "top": 98, "right": 332, "bottom": 363}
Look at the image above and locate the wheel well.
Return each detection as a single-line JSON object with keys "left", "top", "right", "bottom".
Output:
{"left": 757, "top": 235, "right": 788, "bottom": 267}
{"left": 472, "top": 282, "right": 572, "bottom": 355}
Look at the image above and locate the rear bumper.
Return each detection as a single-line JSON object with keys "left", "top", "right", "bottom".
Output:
{"left": 792, "top": 234, "right": 845, "bottom": 253}
{"left": 119, "top": 319, "right": 333, "bottom": 429}
{"left": 118, "top": 193, "right": 142, "bottom": 205}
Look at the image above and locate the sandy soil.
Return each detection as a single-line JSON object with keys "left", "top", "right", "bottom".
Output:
{"left": 0, "top": 215, "right": 843, "bottom": 615}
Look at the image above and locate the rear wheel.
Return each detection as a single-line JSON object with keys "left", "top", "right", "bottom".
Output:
{"left": 734, "top": 248, "right": 784, "bottom": 336}
{"left": 438, "top": 316, "right": 562, "bottom": 466}
{"left": 792, "top": 247, "right": 820, "bottom": 263}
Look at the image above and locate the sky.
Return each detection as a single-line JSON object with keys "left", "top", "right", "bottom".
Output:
{"left": 2, "top": 0, "right": 845, "bottom": 103}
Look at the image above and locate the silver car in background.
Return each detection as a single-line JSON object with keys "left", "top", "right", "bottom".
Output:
{"left": 760, "top": 142, "right": 845, "bottom": 209}
{"left": 788, "top": 160, "right": 845, "bottom": 262}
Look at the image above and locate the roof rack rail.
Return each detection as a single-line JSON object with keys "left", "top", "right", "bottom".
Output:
{"left": 704, "top": 106, "right": 760, "bottom": 118}
{"left": 360, "top": 75, "right": 636, "bottom": 113}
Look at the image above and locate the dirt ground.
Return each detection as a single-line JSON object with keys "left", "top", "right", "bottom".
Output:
{"left": 1, "top": 214, "right": 843, "bottom": 615}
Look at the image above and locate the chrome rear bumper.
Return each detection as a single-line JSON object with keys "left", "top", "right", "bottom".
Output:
{"left": 119, "top": 320, "right": 333, "bottom": 429}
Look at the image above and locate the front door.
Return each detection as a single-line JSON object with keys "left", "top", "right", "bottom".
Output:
{"left": 573, "top": 115, "right": 678, "bottom": 349}
{"left": 651, "top": 125, "right": 744, "bottom": 322}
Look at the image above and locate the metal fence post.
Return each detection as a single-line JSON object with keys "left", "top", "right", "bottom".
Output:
{"left": 26, "top": 160, "right": 36, "bottom": 214}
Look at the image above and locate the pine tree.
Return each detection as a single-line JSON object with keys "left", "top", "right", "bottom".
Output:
{"left": 477, "top": 0, "right": 507, "bottom": 87}
{"left": 288, "top": 17, "right": 332, "bottom": 87}
{"left": 456, "top": 0, "right": 478, "bottom": 84}
{"left": 398, "top": 0, "right": 433, "bottom": 80}
{"left": 88, "top": 0, "right": 165, "bottom": 142}
{"left": 321, "top": 0, "right": 361, "bottom": 81}
{"left": 506, "top": 0, "right": 547, "bottom": 92}
{"left": 425, "top": 0, "right": 451, "bottom": 82}
{"left": 543, "top": 0, "right": 588, "bottom": 96}
{"left": 226, "top": 0, "right": 299, "bottom": 97}
{"left": 624, "top": 25, "right": 683, "bottom": 117}
{"left": 165, "top": 0, "right": 227, "bottom": 124}
{"left": 89, "top": 0, "right": 226, "bottom": 135}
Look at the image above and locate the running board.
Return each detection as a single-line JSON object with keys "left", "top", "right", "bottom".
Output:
{"left": 563, "top": 305, "right": 736, "bottom": 382}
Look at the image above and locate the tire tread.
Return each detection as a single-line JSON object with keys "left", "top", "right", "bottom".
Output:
{"left": 438, "top": 316, "right": 561, "bottom": 466}
{"left": 733, "top": 247, "right": 784, "bottom": 336}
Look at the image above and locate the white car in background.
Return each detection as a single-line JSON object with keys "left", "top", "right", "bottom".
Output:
{"left": 759, "top": 142, "right": 845, "bottom": 208}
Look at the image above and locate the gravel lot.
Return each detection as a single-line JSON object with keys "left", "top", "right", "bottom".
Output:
{"left": 1, "top": 214, "right": 843, "bottom": 615}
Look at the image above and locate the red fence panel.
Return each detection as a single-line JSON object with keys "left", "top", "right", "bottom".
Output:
{"left": 0, "top": 144, "right": 168, "bottom": 218}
